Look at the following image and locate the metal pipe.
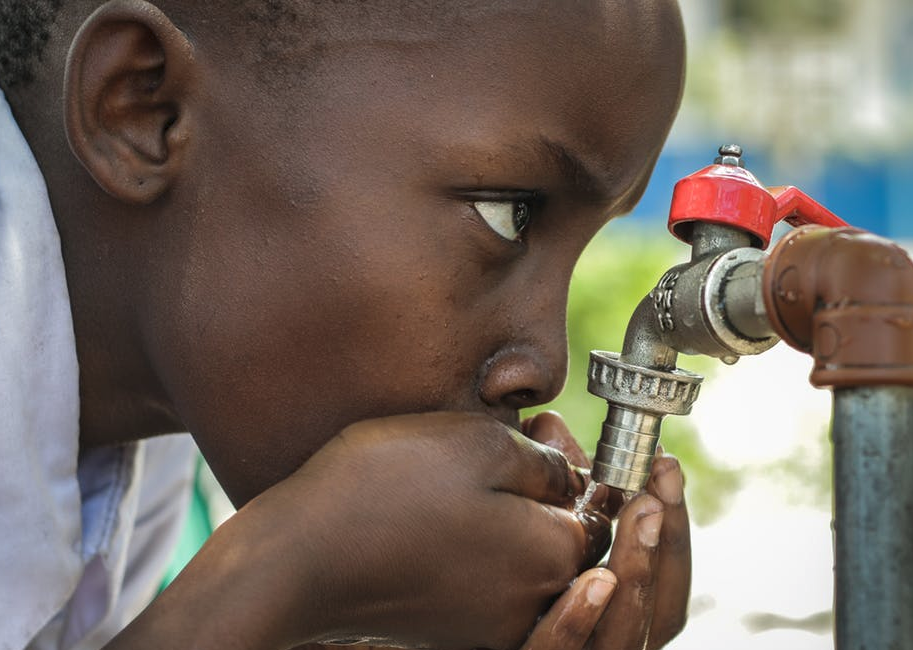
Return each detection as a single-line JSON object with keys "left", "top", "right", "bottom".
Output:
{"left": 689, "top": 220, "right": 752, "bottom": 261}
{"left": 761, "top": 226, "right": 913, "bottom": 648}
{"left": 832, "top": 386, "right": 913, "bottom": 650}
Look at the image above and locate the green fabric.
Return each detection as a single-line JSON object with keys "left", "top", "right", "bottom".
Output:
{"left": 159, "top": 458, "right": 214, "bottom": 591}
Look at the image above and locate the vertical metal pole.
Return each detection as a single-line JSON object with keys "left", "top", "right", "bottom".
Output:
{"left": 833, "top": 386, "right": 913, "bottom": 650}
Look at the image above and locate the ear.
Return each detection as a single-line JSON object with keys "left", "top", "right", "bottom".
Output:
{"left": 64, "top": 0, "right": 195, "bottom": 204}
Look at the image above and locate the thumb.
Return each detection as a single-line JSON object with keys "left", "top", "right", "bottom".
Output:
{"left": 519, "top": 568, "right": 617, "bottom": 650}
{"left": 523, "top": 410, "right": 591, "bottom": 468}
{"left": 493, "top": 429, "right": 587, "bottom": 507}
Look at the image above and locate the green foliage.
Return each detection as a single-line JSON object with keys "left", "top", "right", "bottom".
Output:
{"left": 753, "top": 422, "right": 832, "bottom": 511}
{"left": 721, "top": 0, "right": 850, "bottom": 35}
{"left": 524, "top": 223, "right": 741, "bottom": 525}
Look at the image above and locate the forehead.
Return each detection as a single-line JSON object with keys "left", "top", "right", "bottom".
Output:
{"left": 302, "top": 1, "right": 682, "bottom": 106}
{"left": 212, "top": 1, "right": 684, "bottom": 203}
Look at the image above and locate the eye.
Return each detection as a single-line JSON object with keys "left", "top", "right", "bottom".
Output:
{"left": 472, "top": 200, "right": 531, "bottom": 241}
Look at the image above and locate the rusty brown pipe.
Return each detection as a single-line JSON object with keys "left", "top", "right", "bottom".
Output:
{"left": 762, "top": 225, "right": 913, "bottom": 388}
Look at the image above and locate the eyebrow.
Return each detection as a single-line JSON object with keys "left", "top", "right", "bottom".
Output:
{"left": 539, "top": 137, "right": 611, "bottom": 200}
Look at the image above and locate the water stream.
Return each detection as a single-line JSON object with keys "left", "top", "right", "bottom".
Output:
{"left": 574, "top": 478, "right": 599, "bottom": 515}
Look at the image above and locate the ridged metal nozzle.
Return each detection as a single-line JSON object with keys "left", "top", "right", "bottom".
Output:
{"left": 593, "top": 407, "right": 663, "bottom": 492}
{"left": 587, "top": 351, "right": 703, "bottom": 493}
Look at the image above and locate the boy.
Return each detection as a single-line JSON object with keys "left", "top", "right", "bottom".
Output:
{"left": 0, "top": 1, "right": 691, "bottom": 648}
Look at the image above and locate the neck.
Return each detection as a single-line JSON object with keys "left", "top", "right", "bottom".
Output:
{"left": 9, "top": 89, "right": 183, "bottom": 446}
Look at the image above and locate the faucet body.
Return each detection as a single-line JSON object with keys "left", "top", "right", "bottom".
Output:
{"left": 589, "top": 145, "right": 913, "bottom": 648}
{"left": 588, "top": 220, "right": 776, "bottom": 493}
{"left": 590, "top": 146, "right": 786, "bottom": 492}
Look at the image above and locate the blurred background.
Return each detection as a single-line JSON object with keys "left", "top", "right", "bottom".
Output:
{"left": 533, "top": 0, "right": 913, "bottom": 647}
{"left": 168, "top": 1, "right": 912, "bottom": 647}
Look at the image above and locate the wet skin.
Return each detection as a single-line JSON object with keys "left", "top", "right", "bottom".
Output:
{"left": 8, "top": 0, "right": 688, "bottom": 648}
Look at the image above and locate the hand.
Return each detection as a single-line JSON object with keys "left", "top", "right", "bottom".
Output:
{"left": 276, "top": 411, "right": 602, "bottom": 649}
{"left": 521, "top": 412, "right": 691, "bottom": 650}
{"left": 157, "top": 411, "right": 594, "bottom": 650}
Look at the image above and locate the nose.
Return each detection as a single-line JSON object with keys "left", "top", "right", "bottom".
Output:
{"left": 478, "top": 343, "right": 568, "bottom": 410}
{"left": 477, "top": 245, "right": 577, "bottom": 412}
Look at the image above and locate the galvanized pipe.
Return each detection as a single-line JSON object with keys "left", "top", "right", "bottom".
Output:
{"left": 832, "top": 386, "right": 913, "bottom": 650}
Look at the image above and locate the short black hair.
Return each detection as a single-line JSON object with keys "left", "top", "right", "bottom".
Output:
{"left": 0, "top": 1, "right": 471, "bottom": 92}
{"left": 0, "top": 0, "right": 64, "bottom": 88}
{"left": 0, "top": 0, "right": 324, "bottom": 91}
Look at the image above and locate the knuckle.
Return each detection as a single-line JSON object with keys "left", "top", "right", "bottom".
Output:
{"left": 612, "top": 546, "right": 657, "bottom": 585}
{"left": 632, "top": 578, "right": 658, "bottom": 611}
{"left": 483, "top": 416, "right": 515, "bottom": 452}
{"left": 660, "top": 528, "right": 690, "bottom": 555}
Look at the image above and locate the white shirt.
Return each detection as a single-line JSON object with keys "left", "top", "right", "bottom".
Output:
{"left": 0, "top": 91, "right": 196, "bottom": 650}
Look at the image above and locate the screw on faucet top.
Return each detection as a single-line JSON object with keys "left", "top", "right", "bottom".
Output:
{"left": 714, "top": 144, "right": 745, "bottom": 167}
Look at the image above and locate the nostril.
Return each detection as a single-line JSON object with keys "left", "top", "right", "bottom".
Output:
{"left": 512, "top": 388, "right": 536, "bottom": 404}
{"left": 479, "top": 348, "right": 560, "bottom": 409}
{"left": 499, "top": 387, "right": 541, "bottom": 411}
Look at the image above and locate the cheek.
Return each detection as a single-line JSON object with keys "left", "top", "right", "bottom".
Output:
{"left": 158, "top": 233, "right": 494, "bottom": 433}
{"left": 308, "top": 255, "right": 493, "bottom": 411}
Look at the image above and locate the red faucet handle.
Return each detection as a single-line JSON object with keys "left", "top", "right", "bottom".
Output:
{"left": 668, "top": 146, "right": 852, "bottom": 249}
{"left": 768, "top": 185, "right": 850, "bottom": 230}
{"left": 667, "top": 162, "right": 778, "bottom": 247}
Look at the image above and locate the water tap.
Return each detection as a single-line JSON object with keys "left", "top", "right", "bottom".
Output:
{"left": 588, "top": 145, "right": 848, "bottom": 493}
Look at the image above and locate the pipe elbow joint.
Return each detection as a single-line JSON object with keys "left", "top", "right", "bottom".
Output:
{"left": 763, "top": 225, "right": 913, "bottom": 387}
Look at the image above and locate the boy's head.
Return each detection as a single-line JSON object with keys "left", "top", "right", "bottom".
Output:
{"left": 3, "top": 0, "right": 684, "bottom": 505}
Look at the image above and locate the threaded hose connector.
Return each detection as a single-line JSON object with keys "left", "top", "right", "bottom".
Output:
{"left": 587, "top": 351, "right": 703, "bottom": 492}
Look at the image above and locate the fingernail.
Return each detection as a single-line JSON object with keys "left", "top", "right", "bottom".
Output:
{"left": 655, "top": 463, "right": 683, "bottom": 505}
{"left": 586, "top": 571, "right": 617, "bottom": 606}
{"left": 637, "top": 511, "right": 664, "bottom": 547}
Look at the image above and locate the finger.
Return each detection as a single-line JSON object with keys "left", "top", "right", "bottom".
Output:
{"left": 592, "top": 446, "right": 663, "bottom": 523}
{"left": 523, "top": 411, "right": 591, "bottom": 469}
{"left": 577, "top": 507, "right": 613, "bottom": 570}
{"left": 519, "top": 568, "right": 617, "bottom": 650}
{"left": 643, "top": 455, "right": 691, "bottom": 649}
{"left": 596, "top": 486, "right": 626, "bottom": 521}
{"left": 522, "top": 412, "right": 614, "bottom": 514}
{"left": 591, "top": 494, "right": 664, "bottom": 650}
{"left": 495, "top": 428, "right": 587, "bottom": 506}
